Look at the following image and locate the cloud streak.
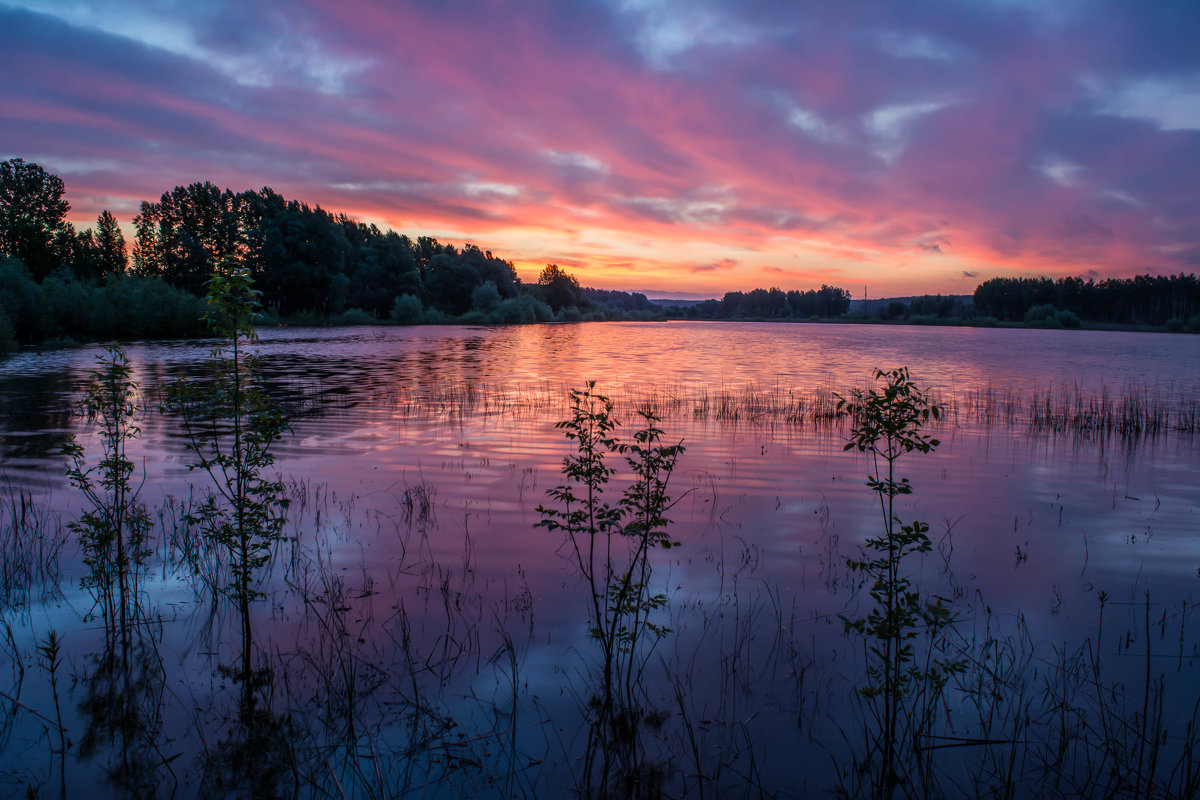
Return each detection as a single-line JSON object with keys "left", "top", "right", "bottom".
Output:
{"left": 0, "top": 0, "right": 1196, "bottom": 295}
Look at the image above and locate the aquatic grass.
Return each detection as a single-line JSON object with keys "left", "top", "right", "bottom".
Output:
{"left": 366, "top": 376, "right": 1200, "bottom": 447}
{"left": 261, "top": 484, "right": 814, "bottom": 797}
{"left": 75, "top": 617, "right": 175, "bottom": 797}
{"left": 1020, "top": 381, "right": 1184, "bottom": 439}
{"left": 397, "top": 479, "right": 438, "bottom": 527}
{"left": 0, "top": 486, "right": 66, "bottom": 613}
{"left": 36, "top": 631, "right": 66, "bottom": 800}
{"left": 901, "top": 588, "right": 1200, "bottom": 800}
{"left": 162, "top": 489, "right": 232, "bottom": 604}
{"left": 288, "top": 545, "right": 395, "bottom": 795}
{"left": 267, "top": 481, "right": 544, "bottom": 799}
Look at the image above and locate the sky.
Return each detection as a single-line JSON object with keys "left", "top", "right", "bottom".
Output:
{"left": 1, "top": 1, "right": 1197, "bottom": 298}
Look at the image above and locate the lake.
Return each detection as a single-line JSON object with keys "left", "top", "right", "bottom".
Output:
{"left": 2, "top": 321, "right": 1198, "bottom": 798}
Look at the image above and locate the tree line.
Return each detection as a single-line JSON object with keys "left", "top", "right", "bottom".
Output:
{"left": 664, "top": 285, "right": 853, "bottom": 320}
{"left": 972, "top": 275, "right": 1200, "bottom": 328}
{"left": 8, "top": 156, "right": 1189, "bottom": 353}
{"left": 129, "top": 182, "right": 662, "bottom": 324}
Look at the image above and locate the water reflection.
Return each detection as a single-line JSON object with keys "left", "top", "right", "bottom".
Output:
{"left": 0, "top": 324, "right": 1197, "bottom": 797}
{"left": 0, "top": 368, "right": 76, "bottom": 476}
{"left": 77, "top": 623, "right": 171, "bottom": 798}
{"left": 198, "top": 659, "right": 296, "bottom": 799}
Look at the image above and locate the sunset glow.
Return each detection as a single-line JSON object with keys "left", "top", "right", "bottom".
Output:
{"left": 1, "top": 0, "right": 1197, "bottom": 297}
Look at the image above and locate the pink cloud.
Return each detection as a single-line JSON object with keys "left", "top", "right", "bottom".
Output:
{"left": 2, "top": 1, "right": 1196, "bottom": 297}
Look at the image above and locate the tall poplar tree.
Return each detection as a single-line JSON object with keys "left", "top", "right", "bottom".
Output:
{"left": 95, "top": 210, "right": 128, "bottom": 277}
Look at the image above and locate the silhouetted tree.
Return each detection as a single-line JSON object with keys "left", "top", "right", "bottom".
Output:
{"left": 94, "top": 210, "right": 127, "bottom": 277}
{"left": 538, "top": 263, "right": 583, "bottom": 311}
{"left": 68, "top": 227, "right": 102, "bottom": 280}
{"left": 251, "top": 199, "right": 351, "bottom": 315}
{"left": 425, "top": 253, "right": 481, "bottom": 315}
{"left": 696, "top": 284, "right": 851, "bottom": 319}
{"left": 0, "top": 158, "right": 72, "bottom": 279}
{"left": 903, "top": 295, "right": 965, "bottom": 319}
{"left": 133, "top": 182, "right": 254, "bottom": 293}
{"left": 582, "top": 287, "right": 655, "bottom": 312}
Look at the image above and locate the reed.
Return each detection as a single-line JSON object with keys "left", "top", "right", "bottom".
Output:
{"left": 36, "top": 631, "right": 66, "bottom": 800}
{"left": 367, "top": 376, "right": 1199, "bottom": 447}
{"left": 924, "top": 590, "right": 1200, "bottom": 799}
{"left": 0, "top": 486, "right": 65, "bottom": 613}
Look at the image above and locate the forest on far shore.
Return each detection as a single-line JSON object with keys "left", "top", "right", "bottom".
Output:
{"left": 1, "top": 157, "right": 1197, "bottom": 355}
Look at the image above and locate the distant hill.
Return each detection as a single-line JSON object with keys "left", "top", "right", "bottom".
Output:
{"left": 645, "top": 297, "right": 711, "bottom": 308}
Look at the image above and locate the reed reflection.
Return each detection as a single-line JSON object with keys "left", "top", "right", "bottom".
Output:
{"left": 77, "top": 620, "right": 172, "bottom": 798}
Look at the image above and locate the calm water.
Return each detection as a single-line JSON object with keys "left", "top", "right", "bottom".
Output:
{"left": 1, "top": 322, "right": 1198, "bottom": 798}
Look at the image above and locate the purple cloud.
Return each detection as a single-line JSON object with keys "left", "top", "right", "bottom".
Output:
{"left": 0, "top": 0, "right": 1196, "bottom": 295}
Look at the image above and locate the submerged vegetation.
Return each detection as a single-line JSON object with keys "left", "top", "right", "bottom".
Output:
{"left": 62, "top": 344, "right": 151, "bottom": 634}
{"left": 537, "top": 383, "right": 684, "bottom": 796}
{"left": 838, "top": 368, "right": 960, "bottom": 798}
{"left": 167, "top": 265, "right": 290, "bottom": 696}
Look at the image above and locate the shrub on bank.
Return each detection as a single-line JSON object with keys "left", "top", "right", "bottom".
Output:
{"left": 456, "top": 309, "right": 490, "bottom": 325}
{"left": 1055, "top": 309, "right": 1081, "bottom": 329}
{"left": 1023, "top": 304, "right": 1080, "bottom": 329}
{"left": 496, "top": 294, "right": 553, "bottom": 324}
{"left": 105, "top": 275, "right": 206, "bottom": 338}
{"left": 0, "top": 259, "right": 53, "bottom": 341}
{"left": 286, "top": 309, "right": 324, "bottom": 325}
{"left": 471, "top": 281, "right": 502, "bottom": 313}
{"left": 1024, "top": 304, "right": 1059, "bottom": 325}
{"left": 389, "top": 294, "right": 424, "bottom": 324}
{"left": 331, "top": 308, "right": 375, "bottom": 326}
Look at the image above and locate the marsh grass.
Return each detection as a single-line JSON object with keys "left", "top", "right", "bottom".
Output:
{"left": 914, "top": 589, "right": 1200, "bottom": 800}
{"left": 373, "top": 377, "right": 1199, "bottom": 447}
{"left": 0, "top": 486, "right": 66, "bottom": 613}
{"left": 397, "top": 479, "right": 437, "bottom": 526}
{"left": 253, "top": 480, "right": 547, "bottom": 799}
{"left": 75, "top": 618, "right": 175, "bottom": 797}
